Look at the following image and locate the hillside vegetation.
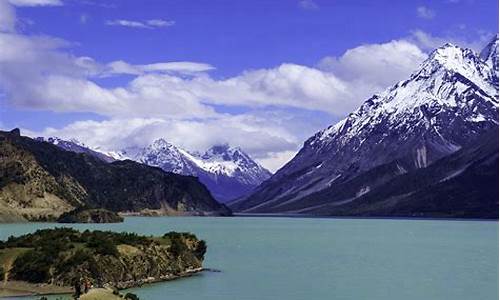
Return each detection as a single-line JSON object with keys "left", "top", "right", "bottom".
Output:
{"left": 0, "top": 129, "right": 231, "bottom": 222}
{"left": 0, "top": 228, "right": 206, "bottom": 289}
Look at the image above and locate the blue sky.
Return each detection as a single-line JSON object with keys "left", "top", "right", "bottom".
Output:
{"left": 0, "top": 0, "right": 498, "bottom": 171}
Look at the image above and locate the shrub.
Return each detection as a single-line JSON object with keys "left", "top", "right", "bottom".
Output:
{"left": 195, "top": 240, "right": 207, "bottom": 260}
{"left": 55, "top": 249, "right": 94, "bottom": 274}
{"left": 124, "top": 293, "right": 140, "bottom": 300}
{"left": 86, "top": 236, "right": 118, "bottom": 257}
{"left": 11, "top": 249, "right": 53, "bottom": 283}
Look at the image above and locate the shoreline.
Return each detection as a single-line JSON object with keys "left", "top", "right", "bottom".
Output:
{"left": 232, "top": 213, "right": 499, "bottom": 222}
{"left": 0, "top": 268, "right": 205, "bottom": 298}
{"left": 0, "top": 214, "right": 497, "bottom": 225}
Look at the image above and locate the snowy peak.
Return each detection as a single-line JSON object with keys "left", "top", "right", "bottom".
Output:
{"left": 130, "top": 139, "right": 271, "bottom": 202}
{"left": 150, "top": 138, "right": 177, "bottom": 152}
{"left": 203, "top": 144, "right": 237, "bottom": 160}
{"left": 36, "top": 136, "right": 115, "bottom": 162}
{"left": 200, "top": 144, "right": 271, "bottom": 181}
{"left": 480, "top": 34, "right": 499, "bottom": 71}
{"left": 203, "top": 144, "right": 255, "bottom": 167}
{"left": 37, "top": 136, "right": 84, "bottom": 147}
{"left": 421, "top": 43, "right": 476, "bottom": 74}
{"left": 314, "top": 40, "right": 499, "bottom": 151}
{"left": 135, "top": 139, "right": 199, "bottom": 175}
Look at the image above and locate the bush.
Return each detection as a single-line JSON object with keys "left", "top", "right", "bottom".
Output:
{"left": 195, "top": 240, "right": 207, "bottom": 260}
{"left": 55, "top": 249, "right": 94, "bottom": 274}
{"left": 124, "top": 292, "right": 140, "bottom": 300}
{"left": 165, "top": 233, "right": 187, "bottom": 257}
{"left": 86, "top": 236, "right": 118, "bottom": 256}
{"left": 11, "top": 249, "right": 54, "bottom": 283}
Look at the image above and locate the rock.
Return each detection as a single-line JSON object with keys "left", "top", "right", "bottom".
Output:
{"left": 57, "top": 208, "right": 124, "bottom": 223}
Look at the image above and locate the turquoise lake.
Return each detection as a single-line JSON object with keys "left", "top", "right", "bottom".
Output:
{"left": 0, "top": 217, "right": 498, "bottom": 300}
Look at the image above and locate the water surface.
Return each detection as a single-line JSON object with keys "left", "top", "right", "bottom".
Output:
{"left": 0, "top": 217, "right": 497, "bottom": 300}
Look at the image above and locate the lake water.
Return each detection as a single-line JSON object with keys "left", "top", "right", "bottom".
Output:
{"left": 0, "top": 217, "right": 498, "bottom": 300}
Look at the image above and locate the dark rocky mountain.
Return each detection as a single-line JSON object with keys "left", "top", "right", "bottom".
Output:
{"left": 231, "top": 37, "right": 499, "bottom": 218}
{"left": 0, "top": 129, "right": 230, "bottom": 222}
{"left": 238, "top": 129, "right": 498, "bottom": 218}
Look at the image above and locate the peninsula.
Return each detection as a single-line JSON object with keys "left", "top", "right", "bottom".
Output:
{"left": 0, "top": 228, "right": 206, "bottom": 297}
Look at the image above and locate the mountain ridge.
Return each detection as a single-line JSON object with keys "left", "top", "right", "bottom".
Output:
{"left": 121, "top": 140, "right": 271, "bottom": 203}
{"left": 0, "top": 129, "right": 231, "bottom": 222}
{"left": 38, "top": 136, "right": 272, "bottom": 203}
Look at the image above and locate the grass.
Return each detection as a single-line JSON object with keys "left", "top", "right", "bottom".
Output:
{"left": 80, "top": 288, "right": 123, "bottom": 300}
{"left": 117, "top": 244, "right": 141, "bottom": 256}
{"left": 0, "top": 248, "right": 31, "bottom": 282}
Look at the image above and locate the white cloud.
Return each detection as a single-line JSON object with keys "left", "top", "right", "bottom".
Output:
{"left": 0, "top": 0, "right": 16, "bottom": 32}
{"left": 106, "top": 20, "right": 149, "bottom": 28}
{"left": 146, "top": 19, "right": 175, "bottom": 27}
{"left": 298, "top": 0, "right": 318, "bottom": 10}
{"left": 318, "top": 39, "right": 426, "bottom": 91}
{"left": 106, "top": 61, "right": 215, "bottom": 75}
{"left": 106, "top": 19, "right": 175, "bottom": 29}
{"left": 409, "top": 29, "right": 494, "bottom": 52}
{"left": 79, "top": 14, "right": 88, "bottom": 24}
{"left": 8, "top": 0, "right": 61, "bottom": 6}
{"left": 2, "top": 0, "right": 494, "bottom": 171}
{"left": 417, "top": 6, "right": 436, "bottom": 19}
{"left": 27, "top": 115, "right": 300, "bottom": 172}
{"left": 256, "top": 150, "right": 298, "bottom": 173}
{"left": 0, "top": 17, "right": 436, "bottom": 171}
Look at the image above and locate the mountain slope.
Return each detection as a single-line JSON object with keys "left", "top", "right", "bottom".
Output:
{"left": 232, "top": 37, "right": 499, "bottom": 216}
{"left": 0, "top": 129, "right": 230, "bottom": 222}
{"left": 133, "top": 140, "right": 271, "bottom": 202}
{"left": 248, "top": 129, "right": 498, "bottom": 218}
{"left": 36, "top": 137, "right": 115, "bottom": 163}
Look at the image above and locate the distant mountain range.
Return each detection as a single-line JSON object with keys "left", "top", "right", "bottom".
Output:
{"left": 131, "top": 140, "right": 272, "bottom": 202}
{"left": 0, "top": 129, "right": 230, "bottom": 222}
{"left": 231, "top": 36, "right": 499, "bottom": 219}
{"left": 40, "top": 137, "right": 271, "bottom": 203}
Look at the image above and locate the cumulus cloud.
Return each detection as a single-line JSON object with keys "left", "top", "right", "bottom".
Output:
{"left": 106, "top": 61, "right": 215, "bottom": 76}
{"left": 8, "top": 0, "right": 61, "bottom": 6}
{"left": 106, "top": 19, "right": 175, "bottom": 29}
{"left": 4, "top": 0, "right": 490, "bottom": 171}
{"left": 256, "top": 150, "right": 298, "bottom": 173}
{"left": 0, "top": 9, "right": 434, "bottom": 170}
{"left": 0, "top": 0, "right": 16, "bottom": 32}
{"left": 27, "top": 115, "right": 300, "bottom": 172}
{"left": 416, "top": 6, "right": 436, "bottom": 19}
{"left": 318, "top": 39, "right": 427, "bottom": 91}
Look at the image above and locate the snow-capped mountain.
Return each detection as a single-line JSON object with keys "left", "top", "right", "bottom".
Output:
{"left": 36, "top": 137, "right": 115, "bottom": 163}
{"left": 481, "top": 34, "right": 499, "bottom": 78}
{"left": 231, "top": 36, "right": 499, "bottom": 215}
{"left": 37, "top": 135, "right": 271, "bottom": 203}
{"left": 135, "top": 139, "right": 200, "bottom": 175}
{"left": 131, "top": 140, "right": 272, "bottom": 202}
